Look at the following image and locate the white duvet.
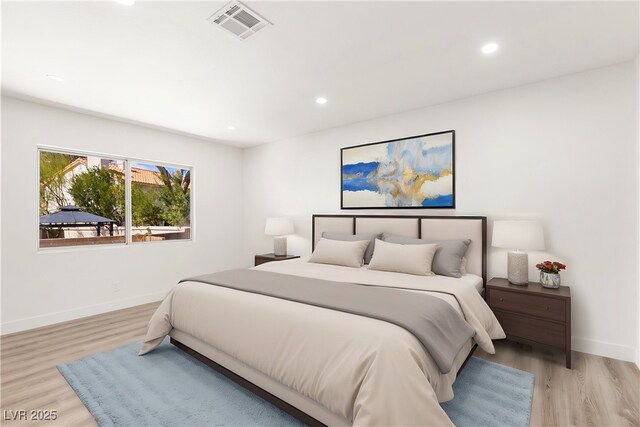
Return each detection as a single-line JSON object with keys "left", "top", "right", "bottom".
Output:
{"left": 141, "top": 258, "right": 505, "bottom": 426}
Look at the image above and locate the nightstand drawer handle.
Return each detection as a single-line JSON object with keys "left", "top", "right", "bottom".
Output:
{"left": 546, "top": 306, "right": 550, "bottom": 310}
{"left": 499, "top": 298, "right": 504, "bottom": 302}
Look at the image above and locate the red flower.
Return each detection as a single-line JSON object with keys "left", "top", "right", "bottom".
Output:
{"left": 535, "top": 260, "right": 567, "bottom": 272}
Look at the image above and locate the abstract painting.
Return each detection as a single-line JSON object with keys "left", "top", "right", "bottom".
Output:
{"left": 341, "top": 130, "right": 455, "bottom": 209}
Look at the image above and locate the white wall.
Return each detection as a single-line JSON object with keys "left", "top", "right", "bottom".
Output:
{"left": 1, "top": 97, "right": 245, "bottom": 334}
{"left": 636, "top": 56, "right": 640, "bottom": 367}
{"left": 243, "top": 61, "right": 639, "bottom": 363}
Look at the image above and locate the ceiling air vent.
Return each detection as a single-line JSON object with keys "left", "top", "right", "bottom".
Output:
{"left": 207, "top": 1, "right": 272, "bottom": 41}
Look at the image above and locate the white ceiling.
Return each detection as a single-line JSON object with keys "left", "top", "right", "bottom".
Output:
{"left": 2, "top": 1, "right": 638, "bottom": 147}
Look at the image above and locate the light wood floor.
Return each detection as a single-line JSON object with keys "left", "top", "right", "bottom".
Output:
{"left": 1, "top": 302, "right": 638, "bottom": 427}
{"left": 1, "top": 302, "right": 160, "bottom": 427}
{"left": 476, "top": 342, "right": 639, "bottom": 427}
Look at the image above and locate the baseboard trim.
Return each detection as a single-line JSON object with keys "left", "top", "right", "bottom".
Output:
{"left": 0, "top": 291, "right": 165, "bottom": 336}
{"left": 572, "top": 336, "right": 637, "bottom": 363}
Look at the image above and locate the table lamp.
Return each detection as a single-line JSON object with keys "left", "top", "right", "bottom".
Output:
{"left": 492, "top": 220, "right": 545, "bottom": 285}
{"left": 265, "top": 217, "right": 294, "bottom": 256}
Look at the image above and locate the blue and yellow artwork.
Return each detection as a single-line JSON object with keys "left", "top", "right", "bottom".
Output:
{"left": 341, "top": 130, "right": 455, "bottom": 208}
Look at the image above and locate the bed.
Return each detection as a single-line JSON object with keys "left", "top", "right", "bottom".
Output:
{"left": 140, "top": 214, "right": 505, "bottom": 426}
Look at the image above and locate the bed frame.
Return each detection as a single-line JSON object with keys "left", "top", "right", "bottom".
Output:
{"left": 172, "top": 214, "right": 487, "bottom": 426}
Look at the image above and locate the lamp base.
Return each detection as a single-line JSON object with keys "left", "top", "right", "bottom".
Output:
{"left": 273, "top": 236, "right": 287, "bottom": 257}
{"left": 507, "top": 251, "right": 529, "bottom": 285}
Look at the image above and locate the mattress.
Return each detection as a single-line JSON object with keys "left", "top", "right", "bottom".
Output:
{"left": 170, "top": 328, "right": 476, "bottom": 426}
{"left": 141, "top": 259, "right": 505, "bottom": 426}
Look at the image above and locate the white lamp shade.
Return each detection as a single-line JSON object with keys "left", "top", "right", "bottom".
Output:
{"left": 265, "top": 217, "right": 294, "bottom": 236}
{"left": 492, "top": 220, "right": 545, "bottom": 251}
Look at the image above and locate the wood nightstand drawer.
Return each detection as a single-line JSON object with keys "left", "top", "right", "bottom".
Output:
{"left": 494, "top": 310, "right": 566, "bottom": 349}
{"left": 489, "top": 288, "right": 565, "bottom": 322}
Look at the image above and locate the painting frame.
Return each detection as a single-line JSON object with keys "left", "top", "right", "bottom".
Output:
{"left": 340, "top": 130, "right": 455, "bottom": 209}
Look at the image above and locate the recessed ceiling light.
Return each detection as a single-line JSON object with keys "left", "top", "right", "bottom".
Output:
{"left": 46, "top": 74, "right": 63, "bottom": 82}
{"left": 115, "top": 0, "right": 135, "bottom": 5}
{"left": 316, "top": 97, "right": 327, "bottom": 105}
{"left": 481, "top": 43, "right": 499, "bottom": 55}
{"left": 227, "top": 126, "right": 236, "bottom": 131}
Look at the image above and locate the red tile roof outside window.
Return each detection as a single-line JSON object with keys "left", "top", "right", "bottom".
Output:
{"left": 62, "top": 157, "right": 164, "bottom": 186}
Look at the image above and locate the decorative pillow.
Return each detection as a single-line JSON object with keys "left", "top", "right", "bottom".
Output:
{"left": 309, "top": 238, "right": 370, "bottom": 268}
{"left": 367, "top": 239, "right": 438, "bottom": 276}
{"left": 460, "top": 257, "right": 468, "bottom": 275}
{"left": 322, "top": 232, "right": 381, "bottom": 264}
{"left": 382, "top": 233, "right": 471, "bottom": 278}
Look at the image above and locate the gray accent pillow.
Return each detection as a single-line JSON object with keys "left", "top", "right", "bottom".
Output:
{"left": 382, "top": 233, "right": 471, "bottom": 278}
{"left": 322, "top": 232, "right": 381, "bottom": 264}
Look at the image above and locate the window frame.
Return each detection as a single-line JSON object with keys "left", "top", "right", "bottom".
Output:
{"left": 37, "top": 145, "right": 195, "bottom": 252}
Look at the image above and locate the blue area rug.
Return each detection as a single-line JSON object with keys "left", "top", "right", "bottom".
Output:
{"left": 59, "top": 339, "right": 534, "bottom": 426}
{"left": 442, "top": 357, "right": 534, "bottom": 427}
{"left": 58, "top": 339, "right": 302, "bottom": 426}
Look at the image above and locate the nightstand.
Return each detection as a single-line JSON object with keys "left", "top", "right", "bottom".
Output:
{"left": 487, "top": 277, "right": 572, "bottom": 369}
{"left": 254, "top": 253, "right": 300, "bottom": 267}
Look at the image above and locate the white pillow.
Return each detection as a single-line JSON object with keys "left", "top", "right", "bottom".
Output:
{"left": 368, "top": 239, "right": 438, "bottom": 276}
{"left": 309, "top": 238, "right": 370, "bottom": 268}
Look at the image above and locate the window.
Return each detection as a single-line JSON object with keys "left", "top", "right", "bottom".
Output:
{"left": 130, "top": 162, "right": 191, "bottom": 242}
{"left": 38, "top": 148, "right": 192, "bottom": 249}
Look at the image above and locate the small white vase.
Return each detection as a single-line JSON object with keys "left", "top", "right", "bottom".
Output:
{"left": 540, "top": 271, "right": 561, "bottom": 289}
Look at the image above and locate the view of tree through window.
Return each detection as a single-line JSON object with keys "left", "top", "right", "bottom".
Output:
{"left": 130, "top": 162, "right": 191, "bottom": 242}
{"left": 39, "top": 151, "right": 126, "bottom": 248}
{"left": 38, "top": 149, "right": 192, "bottom": 248}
